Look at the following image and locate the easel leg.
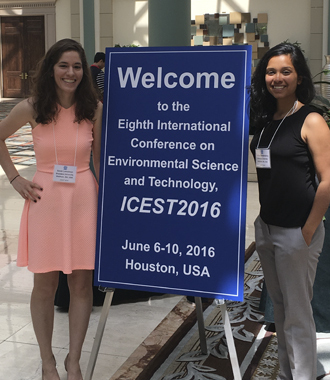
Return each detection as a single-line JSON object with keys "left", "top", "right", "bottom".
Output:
{"left": 219, "top": 300, "right": 242, "bottom": 380}
{"left": 194, "top": 297, "right": 208, "bottom": 355}
{"left": 85, "top": 290, "right": 115, "bottom": 380}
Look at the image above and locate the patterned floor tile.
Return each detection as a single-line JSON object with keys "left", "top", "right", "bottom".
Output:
{"left": 0, "top": 100, "right": 35, "bottom": 166}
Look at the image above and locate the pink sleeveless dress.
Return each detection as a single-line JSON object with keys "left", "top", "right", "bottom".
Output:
{"left": 17, "top": 105, "right": 98, "bottom": 274}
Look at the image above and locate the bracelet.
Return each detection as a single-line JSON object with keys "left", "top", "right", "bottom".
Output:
{"left": 10, "top": 174, "right": 20, "bottom": 184}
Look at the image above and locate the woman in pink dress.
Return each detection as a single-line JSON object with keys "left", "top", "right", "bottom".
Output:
{"left": 0, "top": 39, "right": 102, "bottom": 380}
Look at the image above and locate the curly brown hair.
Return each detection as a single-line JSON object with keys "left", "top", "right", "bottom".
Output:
{"left": 32, "top": 38, "right": 99, "bottom": 124}
{"left": 250, "top": 42, "right": 315, "bottom": 131}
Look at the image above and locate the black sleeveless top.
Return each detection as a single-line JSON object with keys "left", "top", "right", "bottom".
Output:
{"left": 250, "top": 105, "right": 317, "bottom": 227}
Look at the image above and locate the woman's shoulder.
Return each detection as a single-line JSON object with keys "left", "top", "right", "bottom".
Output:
{"left": 303, "top": 106, "right": 327, "bottom": 125}
{"left": 13, "top": 98, "right": 34, "bottom": 113}
{"left": 8, "top": 98, "right": 36, "bottom": 124}
{"left": 288, "top": 104, "right": 323, "bottom": 128}
{"left": 301, "top": 106, "right": 330, "bottom": 143}
{"left": 0, "top": 98, "right": 38, "bottom": 138}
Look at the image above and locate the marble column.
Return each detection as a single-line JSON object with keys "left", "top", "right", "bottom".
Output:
{"left": 83, "top": 0, "right": 95, "bottom": 64}
{"left": 148, "top": 0, "right": 191, "bottom": 47}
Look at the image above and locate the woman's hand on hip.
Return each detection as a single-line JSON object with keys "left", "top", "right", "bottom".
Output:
{"left": 11, "top": 176, "right": 43, "bottom": 202}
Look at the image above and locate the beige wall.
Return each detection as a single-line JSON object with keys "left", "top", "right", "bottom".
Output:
{"left": 68, "top": 0, "right": 113, "bottom": 51}
{"left": 310, "top": 0, "right": 325, "bottom": 78}
{"left": 70, "top": 0, "right": 80, "bottom": 43}
{"left": 111, "top": 0, "right": 325, "bottom": 76}
{"left": 113, "top": 0, "right": 148, "bottom": 47}
{"left": 193, "top": 0, "right": 311, "bottom": 56}
{"left": 56, "top": 0, "right": 72, "bottom": 40}
{"left": 0, "top": 0, "right": 325, "bottom": 82}
{"left": 0, "top": 0, "right": 323, "bottom": 72}
{"left": 99, "top": 0, "right": 113, "bottom": 51}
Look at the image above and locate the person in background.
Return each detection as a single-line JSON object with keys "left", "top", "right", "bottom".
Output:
{"left": 90, "top": 52, "right": 105, "bottom": 101}
{"left": 0, "top": 39, "right": 102, "bottom": 380}
{"left": 250, "top": 42, "right": 330, "bottom": 380}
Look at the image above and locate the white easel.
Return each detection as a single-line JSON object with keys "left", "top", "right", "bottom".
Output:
{"left": 194, "top": 297, "right": 241, "bottom": 380}
{"left": 217, "top": 299, "right": 242, "bottom": 380}
{"left": 85, "top": 289, "right": 114, "bottom": 380}
{"left": 85, "top": 291, "right": 242, "bottom": 380}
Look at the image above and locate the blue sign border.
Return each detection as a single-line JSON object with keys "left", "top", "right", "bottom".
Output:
{"left": 95, "top": 46, "right": 251, "bottom": 301}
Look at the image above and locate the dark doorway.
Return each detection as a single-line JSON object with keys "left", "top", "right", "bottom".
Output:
{"left": 1, "top": 16, "right": 45, "bottom": 98}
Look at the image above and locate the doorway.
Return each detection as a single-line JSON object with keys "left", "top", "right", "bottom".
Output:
{"left": 1, "top": 16, "right": 45, "bottom": 98}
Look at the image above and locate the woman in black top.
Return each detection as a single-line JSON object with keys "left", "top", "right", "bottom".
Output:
{"left": 250, "top": 43, "right": 330, "bottom": 380}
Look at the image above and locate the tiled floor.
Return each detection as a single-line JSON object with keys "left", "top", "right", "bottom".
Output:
{"left": 0, "top": 99, "right": 186, "bottom": 379}
{"left": 0, "top": 168, "right": 258, "bottom": 380}
{"left": 1, "top": 98, "right": 329, "bottom": 380}
{"left": 0, "top": 98, "right": 257, "bottom": 379}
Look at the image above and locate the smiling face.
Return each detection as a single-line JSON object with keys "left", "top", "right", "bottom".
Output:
{"left": 53, "top": 50, "right": 83, "bottom": 98}
{"left": 265, "top": 54, "right": 301, "bottom": 103}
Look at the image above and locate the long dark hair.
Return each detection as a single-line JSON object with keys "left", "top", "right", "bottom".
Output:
{"left": 250, "top": 43, "right": 315, "bottom": 131}
{"left": 32, "top": 38, "right": 98, "bottom": 124}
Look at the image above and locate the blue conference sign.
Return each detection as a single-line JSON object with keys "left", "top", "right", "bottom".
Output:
{"left": 94, "top": 46, "right": 251, "bottom": 301}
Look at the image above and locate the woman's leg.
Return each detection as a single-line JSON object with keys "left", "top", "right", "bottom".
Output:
{"left": 255, "top": 217, "right": 292, "bottom": 379}
{"left": 66, "top": 270, "right": 93, "bottom": 380}
{"left": 272, "top": 223, "right": 324, "bottom": 380}
{"left": 255, "top": 217, "right": 324, "bottom": 380}
{"left": 30, "top": 271, "right": 60, "bottom": 380}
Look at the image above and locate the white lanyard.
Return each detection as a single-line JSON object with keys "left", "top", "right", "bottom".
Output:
{"left": 256, "top": 100, "right": 298, "bottom": 150}
{"left": 52, "top": 122, "right": 79, "bottom": 183}
{"left": 255, "top": 100, "right": 297, "bottom": 169}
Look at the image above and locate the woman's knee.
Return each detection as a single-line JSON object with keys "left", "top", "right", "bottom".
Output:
{"left": 33, "top": 272, "right": 59, "bottom": 298}
{"left": 67, "top": 270, "right": 93, "bottom": 297}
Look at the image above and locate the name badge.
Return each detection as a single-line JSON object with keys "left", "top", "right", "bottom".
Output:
{"left": 53, "top": 165, "right": 77, "bottom": 183}
{"left": 255, "top": 148, "right": 271, "bottom": 169}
